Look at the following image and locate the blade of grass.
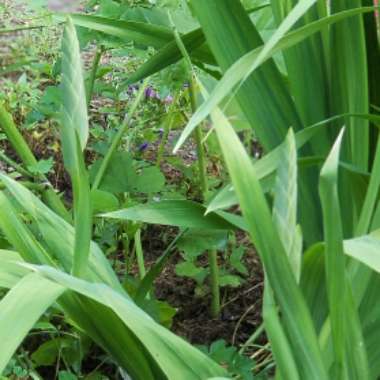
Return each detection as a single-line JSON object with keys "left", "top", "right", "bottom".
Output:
{"left": 272, "top": 129, "right": 301, "bottom": 281}
{"left": 203, "top": 83, "right": 327, "bottom": 378}
{"left": 60, "top": 17, "right": 91, "bottom": 278}
{"left": 0, "top": 273, "right": 64, "bottom": 373}
{"left": 92, "top": 80, "right": 147, "bottom": 191}
{"left": 178, "top": 6, "right": 377, "bottom": 149}
{"left": 319, "top": 129, "right": 370, "bottom": 378}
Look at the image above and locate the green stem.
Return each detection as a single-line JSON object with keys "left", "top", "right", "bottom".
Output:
{"left": 0, "top": 103, "right": 71, "bottom": 221}
{"left": 0, "top": 149, "right": 34, "bottom": 178}
{"left": 87, "top": 45, "right": 104, "bottom": 108}
{"left": 0, "top": 24, "right": 50, "bottom": 34}
{"left": 168, "top": 10, "right": 219, "bottom": 317}
{"left": 91, "top": 80, "right": 148, "bottom": 190}
{"left": 134, "top": 229, "right": 146, "bottom": 280}
{"left": 189, "top": 83, "right": 208, "bottom": 196}
{"left": 208, "top": 249, "right": 220, "bottom": 318}
{"left": 156, "top": 96, "right": 180, "bottom": 167}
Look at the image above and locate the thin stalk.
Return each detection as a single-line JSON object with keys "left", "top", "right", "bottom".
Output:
{"left": 189, "top": 82, "right": 209, "bottom": 196}
{"left": 0, "top": 103, "right": 70, "bottom": 221}
{"left": 239, "top": 322, "right": 265, "bottom": 354}
{"left": 0, "top": 150, "right": 34, "bottom": 178}
{"left": 0, "top": 24, "right": 49, "bottom": 34}
{"left": 208, "top": 249, "right": 220, "bottom": 318}
{"left": 91, "top": 80, "right": 148, "bottom": 190}
{"left": 156, "top": 96, "right": 180, "bottom": 167}
{"left": 86, "top": 45, "right": 104, "bottom": 108}
{"left": 168, "top": 10, "right": 219, "bottom": 317}
{"left": 134, "top": 229, "right": 146, "bottom": 280}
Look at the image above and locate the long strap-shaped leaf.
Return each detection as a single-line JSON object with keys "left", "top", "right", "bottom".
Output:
{"left": 61, "top": 18, "right": 91, "bottom": 278}
{"left": 271, "top": 0, "right": 330, "bottom": 155}
{"left": 68, "top": 14, "right": 213, "bottom": 65}
{"left": 319, "top": 129, "right": 370, "bottom": 378}
{"left": 0, "top": 273, "right": 64, "bottom": 373}
{"left": 178, "top": 6, "right": 376, "bottom": 149}
{"left": 273, "top": 129, "right": 301, "bottom": 281}
{"left": 190, "top": 0, "right": 304, "bottom": 150}
{"left": 204, "top": 91, "right": 327, "bottom": 378}
{"left": 331, "top": 1, "right": 369, "bottom": 171}
{"left": 26, "top": 265, "right": 228, "bottom": 380}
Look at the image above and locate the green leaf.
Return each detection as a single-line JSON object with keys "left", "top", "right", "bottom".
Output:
{"left": 134, "top": 166, "right": 166, "bottom": 193}
{"left": 67, "top": 14, "right": 173, "bottom": 48}
{"left": 179, "top": 6, "right": 376, "bottom": 150}
{"left": 27, "top": 157, "right": 54, "bottom": 175}
{"left": 175, "top": 261, "right": 208, "bottom": 282}
{"left": 61, "top": 18, "right": 89, "bottom": 155}
{"left": 190, "top": 0, "right": 303, "bottom": 150}
{"left": 318, "top": 129, "right": 348, "bottom": 376}
{"left": 0, "top": 273, "right": 64, "bottom": 373}
{"left": 102, "top": 200, "right": 237, "bottom": 230}
{"left": 229, "top": 246, "right": 248, "bottom": 276}
{"left": 177, "top": 229, "right": 227, "bottom": 259}
{"left": 90, "top": 189, "right": 119, "bottom": 214}
{"left": 90, "top": 151, "right": 135, "bottom": 193}
{"left": 273, "top": 129, "right": 301, "bottom": 281}
{"left": 29, "top": 265, "right": 227, "bottom": 379}
{"left": 207, "top": 92, "right": 327, "bottom": 378}
{"left": 319, "top": 129, "right": 370, "bottom": 378}
{"left": 61, "top": 18, "right": 92, "bottom": 278}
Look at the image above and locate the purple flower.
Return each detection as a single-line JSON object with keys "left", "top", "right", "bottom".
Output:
{"left": 156, "top": 128, "right": 164, "bottom": 138}
{"left": 48, "top": 0, "right": 80, "bottom": 11}
{"left": 145, "top": 86, "right": 156, "bottom": 99}
{"left": 164, "top": 95, "right": 173, "bottom": 104}
{"left": 138, "top": 142, "right": 149, "bottom": 152}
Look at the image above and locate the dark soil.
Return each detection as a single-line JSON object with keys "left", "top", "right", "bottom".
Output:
{"left": 142, "top": 225, "right": 265, "bottom": 350}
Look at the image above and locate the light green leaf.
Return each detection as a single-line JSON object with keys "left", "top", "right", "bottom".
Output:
{"left": 0, "top": 273, "right": 64, "bottom": 374}
{"left": 102, "top": 200, "right": 236, "bottom": 230}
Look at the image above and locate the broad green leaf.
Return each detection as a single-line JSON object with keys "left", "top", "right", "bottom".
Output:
{"left": 263, "top": 282, "right": 300, "bottom": 380}
{"left": 67, "top": 14, "right": 173, "bottom": 48}
{"left": 319, "top": 129, "right": 370, "bottom": 378}
{"left": 190, "top": 0, "right": 304, "bottom": 150}
{"left": 102, "top": 200, "right": 236, "bottom": 230}
{"left": 207, "top": 96, "right": 327, "bottom": 378}
{"left": 61, "top": 18, "right": 89, "bottom": 154}
{"left": 28, "top": 265, "right": 228, "bottom": 380}
{"left": 179, "top": 6, "right": 376, "bottom": 149}
{"left": 272, "top": 129, "right": 300, "bottom": 281}
{"left": 90, "top": 189, "right": 119, "bottom": 214}
{"left": 271, "top": 0, "right": 330, "bottom": 155}
{"left": 61, "top": 18, "right": 92, "bottom": 278}
{"left": 68, "top": 14, "right": 212, "bottom": 65}
{"left": 318, "top": 129, "right": 348, "bottom": 376}
{"left": 125, "top": 28, "right": 213, "bottom": 85}
{"left": 0, "top": 173, "right": 122, "bottom": 291}
{"left": 177, "top": 229, "right": 227, "bottom": 259}
{"left": 0, "top": 250, "right": 28, "bottom": 289}
{"left": 331, "top": 1, "right": 369, "bottom": 170}
{"left": 125, "top": 3, "right": 271, "bottom": 85}
{"left": 344, "top": 229, "right": 380, "bottom": 274}
{"left": 0, "top": 273, "right": 64, "bottom": 373}
{"left": 134, "top": 166, "right": 165, "bottom": 194}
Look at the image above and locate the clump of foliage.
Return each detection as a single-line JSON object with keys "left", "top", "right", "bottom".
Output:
{"left": 0, "top": 0, "right": 380, "bottom": 379}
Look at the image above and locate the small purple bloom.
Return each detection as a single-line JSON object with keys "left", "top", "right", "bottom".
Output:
{"left": 138, "top": 142, "right": 149, "bottom": 152}
{"left": 48, "top": 0, "right": 80, "bottom": 11}
{"left": 145, "top": 86, "right": 156, "bottom": 99}
{"left": 164, "top": 95, "right": 173, "bottom": 104}
{"left": 127, "top": 85, "right": 135, "bottom": 95}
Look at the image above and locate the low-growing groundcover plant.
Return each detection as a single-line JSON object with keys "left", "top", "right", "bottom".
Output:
{"left": 1, "top": 0, "right": 380, "bottom": 379}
